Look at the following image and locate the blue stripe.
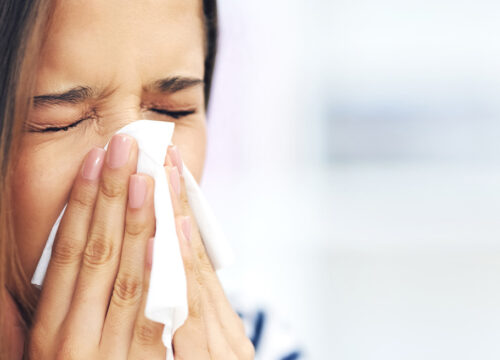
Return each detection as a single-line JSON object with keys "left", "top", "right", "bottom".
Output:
{"left": 250, "top": 310, "right": 266, "bottom": 350}
{"left": 281, "top": 351, "right": 302, "bottom": 360}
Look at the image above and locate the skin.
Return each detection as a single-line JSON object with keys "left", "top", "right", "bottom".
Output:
{"left": 7, "top": 0, "right": 254, "bottom": 358}
{"left": 14, "top": 0, "right": 207, "bottom": 278}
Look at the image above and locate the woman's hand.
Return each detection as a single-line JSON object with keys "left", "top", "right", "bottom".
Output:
{"left": 29, "top": 134, "right": 156, "bottom": 359}
{"left": 28, "top": 135, "right": 254, "bottom": 359}
{"left": 139, "top": 145, "right": 255, "bottom": 359}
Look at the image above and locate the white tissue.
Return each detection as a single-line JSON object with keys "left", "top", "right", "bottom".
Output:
{"left": 31, "top": 120, "right": 234, "bottom": 359}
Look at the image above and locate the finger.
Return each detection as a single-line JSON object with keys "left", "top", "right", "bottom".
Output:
{"left": 168, "top": 146, "right": 247, "bottom": 355}
{"left": 100, "top": 174, "right": 156, "bottom": 356}
{"left": 176, "top": 214, "right": 242, "bottom": 359}
{"left": 165, "top": 164, "right": 182, "bottom": 213}
{"left": 199, "top": 284, "right": 237, "bottom": 360}
{"left": 165, "top": 145, "right": 184, "bottom": 217}
{"left": 170, "top": 146, "right": 248, "bottom": 349}
{"left": 165, "top": 146, "right": 211, "bottom": 272}
{"left": 128, "top": 237, "right": 165, "bottom": 358}
{"left": 169, "top": 148, "right": 224, "bottom": 306}
{"left": 172, "top": 215, "right": 208, "bottom": 358}
{"left": 165, "top": 144, "right": 182, "bottom": 174}
{"left": 127, "top": 162, "right": 187, "bottom": 358}
{"left": 172, "top": 147, "right": 213, "bottom": 271}
{"left": 164, "top": 161, "right": 208, "bottom": 357}
{"left": 35, "top": 147, "right": 105, "bottom": 337}
{"left": 65, "top": 134, "right": 138, "bottom": 339}
{"left": 176, "top": 216, "right": 202, "bottom": 321}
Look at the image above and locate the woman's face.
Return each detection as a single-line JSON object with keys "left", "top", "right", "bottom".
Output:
{"left": 12, "top": 0, "right": 207, "bottom": 279}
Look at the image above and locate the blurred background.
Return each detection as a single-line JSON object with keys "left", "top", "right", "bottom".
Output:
{"left": 201, "top": 0, "right": 500, "bottom": 359}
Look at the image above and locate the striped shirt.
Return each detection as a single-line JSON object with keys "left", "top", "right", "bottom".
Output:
{"left": 231, "top": 294, "right": 304, "bottom": 360}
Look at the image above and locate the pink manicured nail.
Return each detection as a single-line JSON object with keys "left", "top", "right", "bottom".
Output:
{"left": 169, "top": 166, "right": 180, "bottom": 196}
{"left": 146, "top": 237, "right": 154, "bottom": 269}
{"left": 81, "top": 148, "right": 106, "bottom": 180}
{"left": 165, "top": 145, "right": 174, "bottom": 167}
{"left": 181, "top": 216, "right": 191, "bottom": 243}
{"left": 168, "top": 145, "right": 183, "bottom": 174}
{"left": 128, "top": 174, "right": 147, "bottom": 209}
{"left": 107, "top": 134, "right": 133, "bottom": 168}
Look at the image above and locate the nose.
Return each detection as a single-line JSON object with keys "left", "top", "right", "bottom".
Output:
{"left": 100, "top": 96, "right": 145, "bottom": 141}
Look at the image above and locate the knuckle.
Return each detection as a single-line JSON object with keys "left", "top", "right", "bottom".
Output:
{"left": 182, "top": 254, "right": 196, "bottom": 273}
{"left": 83, "top": 235, "right": 114, "bottom": 268}
{"left": 197, "top": 255, "right": 214, "bottom": 274}
{"left": 180, "top": 195, "right": 190, "bottom": 211}
{"left": 195, "top": 246, "right": 205, "bottom": 263}
{"left": 51, "top": 234, "right": 83, "bottom": 266}
{"left": 133, "top": 322, "right": 160, "bottom": 346}
{"left": 187, "top": 291, "right": 203, "bottom": 320}
{"left": 195, "top": 246, "right": 213, "bottom": 272}
{"left": 100, "top": 175, "right": 126, "bottom": 200}
{"left": 112, "top": 274, "right": 142, "bottom": 306}
{"left": 70, "top": 184, "right": 96, "bottom": 210}
{"left": 193, "top": 264, "right": 204, "bottom": 288}
{"left": 125, "top": 218, "right": 148, "bottom": 238}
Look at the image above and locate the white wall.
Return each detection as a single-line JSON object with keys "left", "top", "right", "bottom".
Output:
{"left": 202, "top": 1, "right": 500, "bottom": 359}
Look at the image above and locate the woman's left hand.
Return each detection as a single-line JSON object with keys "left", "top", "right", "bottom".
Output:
{"left": 127, "top": 145, "right": 255, "bottom": 360}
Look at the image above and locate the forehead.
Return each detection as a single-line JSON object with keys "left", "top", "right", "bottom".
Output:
{"left": 37, "top": 0, "right": 205, "bottom": 91}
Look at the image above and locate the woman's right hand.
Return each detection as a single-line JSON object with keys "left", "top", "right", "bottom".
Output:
{"left": 28, "top": 134, "right": 166, "bottom": 359}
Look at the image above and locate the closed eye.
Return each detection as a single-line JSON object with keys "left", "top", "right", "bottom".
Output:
{"left": 27, "top": 108, "right": 196, "bottom": 133}
{"left": 150, "top": 108, "right": 196, "bottom": 119}
{"left": 26, "top": 116, "right": 91, "bottom": 133}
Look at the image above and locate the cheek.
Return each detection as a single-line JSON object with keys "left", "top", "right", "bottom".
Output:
{"left": 12, "top": 144, "right": 79, "bottom": 277}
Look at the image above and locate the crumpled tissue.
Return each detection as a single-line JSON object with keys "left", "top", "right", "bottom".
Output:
{"left": 31, "top": 119, "right": 235, "bottom": 360}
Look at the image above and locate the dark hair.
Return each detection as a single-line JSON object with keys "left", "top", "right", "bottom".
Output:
{"left": 203, "top": 0, "right": 218, "bottom": 109}
{"left": 0, "top": 0, "right": 218, "bottom": 357}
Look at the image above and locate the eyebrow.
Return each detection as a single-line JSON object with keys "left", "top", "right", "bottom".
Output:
{"left": 145, "top": 76, "right": 204, "bottom": 93}
{"left": 33, "top": 76, "right": 204, "bottom": 108}
{"left": 33, "top": 86, "right": 94, "bottom": 107}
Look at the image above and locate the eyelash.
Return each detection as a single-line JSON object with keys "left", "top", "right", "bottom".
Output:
{"left": 36, "top": 108, "right": 196, "bottom": 133}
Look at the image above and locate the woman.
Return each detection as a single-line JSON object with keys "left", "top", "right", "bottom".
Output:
{"left": 0, "top": 0, "right": 257, "bottom": 358}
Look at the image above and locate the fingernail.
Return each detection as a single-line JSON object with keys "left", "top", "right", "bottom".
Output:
{"left": 146, "top": 237, "right": 154, "bottom": 269}
{"left": 181, "top": 216, "right": 191, "bottom": 243}
{"left": 107, "top": 134, "right": 133, "bottom": 169}
{"left": 168, "top": 145, "right": 183, "bottom": 175}
{"left": 166, "top": 145, "right": 174, "bottom": 167}
{"left": 81, "top": 147, "right": 106, "bottom": 180}
{"left": 128, "top": 174, "right": 147, "bottom": 209}
{"left": 169, "top": 166, "right": 180, "bottom": 196}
